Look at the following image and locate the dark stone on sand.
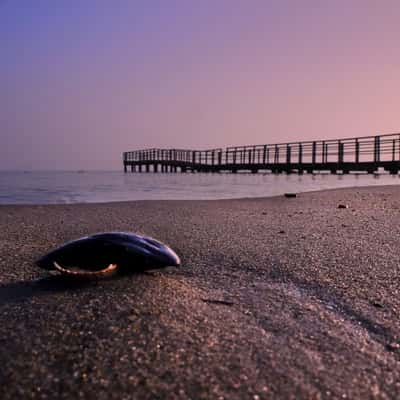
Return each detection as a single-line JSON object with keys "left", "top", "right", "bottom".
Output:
{"left": 386, "top": 343, "right": 400, "bottom": 352}
{"left": 201, "top": 298, "right": 234, "bottom": 306}
{"left": 371, "top": 300, "right": 384, "bottom": 309}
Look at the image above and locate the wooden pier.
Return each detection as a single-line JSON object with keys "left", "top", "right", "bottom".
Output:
{"left": 123, "top": 133, "right": 400, "bottom": 174}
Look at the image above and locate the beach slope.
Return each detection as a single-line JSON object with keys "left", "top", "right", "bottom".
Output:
{"left": 0, "top": 186, "right": 399, "bottom": 399}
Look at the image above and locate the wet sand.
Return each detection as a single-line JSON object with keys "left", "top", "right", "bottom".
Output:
{"left": 0, "top": 186, "right": 399, "bottom": 399}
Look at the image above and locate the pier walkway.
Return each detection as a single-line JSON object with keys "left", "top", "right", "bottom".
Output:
{"left": 123, "top": 133, "right": 400, "bottom": 174}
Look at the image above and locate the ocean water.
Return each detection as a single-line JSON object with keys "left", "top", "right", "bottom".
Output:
{"left": 0, "top": 170, "right": 399, "bottom": 205}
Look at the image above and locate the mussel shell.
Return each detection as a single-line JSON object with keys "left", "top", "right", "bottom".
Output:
{"left": 36, "top": 232, "right": 181, "bottom": 274}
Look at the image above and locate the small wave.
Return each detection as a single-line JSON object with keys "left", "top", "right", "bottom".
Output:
{"left": 1, "top": 171, "right": 400, "bottom": 204}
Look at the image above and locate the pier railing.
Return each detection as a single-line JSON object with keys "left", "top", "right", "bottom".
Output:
{"left": 123, "top": 132, "right": 400, "bottom": 174}
{"left": 124, "top": 148, "right": 223, "bottom": 165}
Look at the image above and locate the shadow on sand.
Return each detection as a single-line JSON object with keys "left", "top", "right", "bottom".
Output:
{"left": 0, "top": 275, "right": 101, "bottom": 305}
{"left": 0, "top": 270, "right": 160, "bottom": 306}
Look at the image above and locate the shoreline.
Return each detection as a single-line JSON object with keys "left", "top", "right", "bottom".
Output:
{"left": 0, "top": 182, "right": 399, "bottom": 207}
{"left": 2, "top": 170, "right": 400, "bottom": 205}
{"left": 1, "top": 185, "right": 399, "bottom": 398}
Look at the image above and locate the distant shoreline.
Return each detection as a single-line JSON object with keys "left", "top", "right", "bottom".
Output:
{"left": 2, "top": 169, "right": 400, "bottom": 205}
{"left": 0, "top": 183, "right": 399, "bottom": 207}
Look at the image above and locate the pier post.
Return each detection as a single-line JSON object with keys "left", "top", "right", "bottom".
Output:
{"left": 338, "top": 142, "right": 344, "bottom": 164}
{"left": 286, "top": 144, "right": 291, "bottom": 165}
{"left": 374, "top": 136, "right": 380, "bottom": 163}
{"left": 299, "top": 143, "right": 303, "bottom": 165}
{"left": 392, "top": 139, "right": 396, "bottom": 161}
{"left": 312, "top": 142, "right": 316, "bottom": 165}
{"left": 355, "top": 139, "right": 359, "bottom": 163}
{"left": 274, "top": 145, "right": 279, "bottom": 164}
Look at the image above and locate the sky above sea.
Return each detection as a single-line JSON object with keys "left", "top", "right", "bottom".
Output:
{"left": 1, "top": 1, "right": 399, "bottom": 170}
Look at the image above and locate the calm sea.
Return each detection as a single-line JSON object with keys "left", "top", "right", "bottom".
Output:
{"left": 0, "top": 170, "right": 399, "bottom": 205}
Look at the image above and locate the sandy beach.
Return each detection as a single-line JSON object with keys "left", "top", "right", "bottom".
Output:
{"left": 0, "top": 186, "right": 399, "bottom": 399}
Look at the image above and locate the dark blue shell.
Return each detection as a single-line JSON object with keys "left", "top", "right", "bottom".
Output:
{"left": 36, "top": 232, "right": 180, "bottom": 273}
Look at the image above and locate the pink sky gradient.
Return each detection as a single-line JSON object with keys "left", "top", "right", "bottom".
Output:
{"left": 1, "top": 0, "right": 399, "bottom": 170}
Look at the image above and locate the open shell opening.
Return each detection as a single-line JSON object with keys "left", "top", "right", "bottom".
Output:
{"left": 52, "top": 261, "right": 119, "bottom": 279}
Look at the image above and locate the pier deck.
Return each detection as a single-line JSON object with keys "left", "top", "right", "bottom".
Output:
{"left": 123, "top": 133, "right": 400, "bottom": 174}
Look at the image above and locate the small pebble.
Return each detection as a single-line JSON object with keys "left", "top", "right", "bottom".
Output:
{"left": 386, "top": 343, "right": 400, "bottom": 352}
{"left": 201, "top": 298, "right": 234, "bottom": 306}
{"left": 370, "top": 301, "right": 384, "bottom": 309}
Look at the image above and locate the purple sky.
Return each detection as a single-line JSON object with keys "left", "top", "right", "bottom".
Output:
{"left": 1, "top": 0, "right": 399, "bottom": 170}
